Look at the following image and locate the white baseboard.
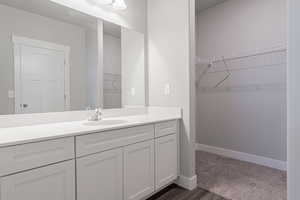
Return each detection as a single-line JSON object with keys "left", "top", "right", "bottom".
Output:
{"left": 176, "top": 175, "right": 197, "bottom": 190}
{"left": 196, "top": 143, "right": 287, "bottom": 171}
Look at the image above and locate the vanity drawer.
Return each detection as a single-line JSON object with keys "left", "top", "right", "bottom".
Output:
{"left": 0, "top": 137, "right": 75, "bottom": 177}
{"left": 155, "top": 120, "right": 178, "bottom": 138}
{"left": 76, "top": 125, "right": 155, "bottom": 157}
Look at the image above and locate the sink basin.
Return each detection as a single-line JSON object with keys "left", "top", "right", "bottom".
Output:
{"left": 83, "top": 119, "right": 128, "bottom": 126}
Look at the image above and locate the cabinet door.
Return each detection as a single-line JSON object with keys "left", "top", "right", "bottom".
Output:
{"left": 155, "top": 134, "right": 178, "bottom": 190}
{"left": 124, "top": 140, "right": 155, "bottom": 200}
{"left": 77, "top": 148, "right": 123, "bottom": 200}
{"left": 0, "top": 160, "right": 75, "bottom": 200}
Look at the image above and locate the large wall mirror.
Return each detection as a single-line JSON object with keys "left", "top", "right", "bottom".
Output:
{"left": 0, "top": 0, "right": 146, "bottom": 115}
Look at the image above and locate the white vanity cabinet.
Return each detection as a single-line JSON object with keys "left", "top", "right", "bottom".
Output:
{"left": 75, "top": 120, "right": 178, "bottom": 200}
{"left": 76, "top": 125, "right": 154, "bottom": 157}
{"left": 0, "top": 119, "right": 179, "bottom": 200}
{"left": 155, "top": 134, "right": 178, "bottom": 190}
{"left": 0, "top": 138, "right": 76, "bottom": 200}
{"left": 154, "top": 121, "right": 179, "bottom": 190}
{"left": 76, "top": 148, "right": 123, "bottom": 200}
{"left": 0, "top": 160, "right": 75, "bottom": 200}
{"left": 0, "top": 137, "right": 75, "bottom": 177}
{"left": 124, "top": 140, "right": 155, "bottom": 200}
{"left": 76, "top": 140, "right": 156, "bottom": 200}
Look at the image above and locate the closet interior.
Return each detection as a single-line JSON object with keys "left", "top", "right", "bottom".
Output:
{"left": 195, "top": 0, "right": 287, "bottom": 199}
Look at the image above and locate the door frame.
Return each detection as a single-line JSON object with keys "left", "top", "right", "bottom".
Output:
{"left": 12, "top": 35, "right": 71, "bottom": 113}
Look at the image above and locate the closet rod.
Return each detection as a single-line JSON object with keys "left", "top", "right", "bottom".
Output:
{"left": 207, "top": 62, "right": 286, "bottom": 74}
{"left": 210, "top": 48, "right": 287, "bottom": 63}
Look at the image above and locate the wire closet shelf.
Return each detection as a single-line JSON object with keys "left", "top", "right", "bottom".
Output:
{"left": 196, "top": 47, "right": 287, "bottom": 93}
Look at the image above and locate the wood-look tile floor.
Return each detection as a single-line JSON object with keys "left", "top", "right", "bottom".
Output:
{"left": 147, "top": 184, "right": 228, "bottom": 200}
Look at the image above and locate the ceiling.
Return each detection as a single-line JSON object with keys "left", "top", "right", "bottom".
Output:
{"left": 196, "top": 0, "right": 227, "bottom": 12}
{"left": 0, "top": 0, "right": 217, "bottom": 36}
{"left": 0, "top": 0, "right": 98, "bottom": 29}
{"left": 0, "top": 0, "right": 121, "bottom": 37}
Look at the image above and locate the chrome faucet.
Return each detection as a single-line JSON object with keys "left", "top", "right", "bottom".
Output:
{"left": 88, "top": 108, "right": 102, "bottom": 121}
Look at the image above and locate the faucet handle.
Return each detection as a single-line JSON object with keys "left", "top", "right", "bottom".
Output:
{"left": 96, "top": 108, "right": 102, "bottom": 119}
{"left": 88, "top": 108, "right": 102, "bottom": 121}
{"left": 95, "top": 107, "right": 102, "bottom": 113}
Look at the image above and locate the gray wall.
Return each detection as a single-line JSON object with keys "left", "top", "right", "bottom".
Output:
{"left": 288, "top": 0, "right": 300, "bottom": 198}
{"left": 196, "top": 0, "right": 287, "bottom": 161}
{"left": 0, "top": 4, "right": 87, "bottom": 114}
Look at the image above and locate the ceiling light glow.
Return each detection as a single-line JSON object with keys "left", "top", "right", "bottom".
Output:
{"left": 112, "top": 0, "right": 127, "bottom": 10}
{"left": 98, "top": 0, "right": 113, "bottom": 5}
{"left": 97, "top": 0, "right": 127, "bottom": 10}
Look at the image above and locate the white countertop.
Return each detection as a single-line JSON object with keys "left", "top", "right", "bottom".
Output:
{"left": 0, "top": 114, "right": 181, "bottom": 147}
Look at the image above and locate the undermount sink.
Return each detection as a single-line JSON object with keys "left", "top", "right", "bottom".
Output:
{"left": 83, "top": 119, "right": 128, "bottom": 126}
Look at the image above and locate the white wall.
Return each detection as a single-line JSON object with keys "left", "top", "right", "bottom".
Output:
{"left": 50, "top": 0, "right": 147, "bottom": 33}
{"left": 288, "top": 0, "right": 300, "bottom": 199}
{"left": 196, "top": 0, "right": 287, "bottom": 161}
{"left": 0, "top": 4, "right": 87, "bottom": 114}
{"left": 148, "top": 0, "right": 196, "bottom": 186}
{"left": 121, "top": 28, "right": 145, "bottom": 107}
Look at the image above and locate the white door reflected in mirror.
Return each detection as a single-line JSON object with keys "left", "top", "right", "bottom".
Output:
{"left": 14, "top": 38, "right": 68, "bottom": 114}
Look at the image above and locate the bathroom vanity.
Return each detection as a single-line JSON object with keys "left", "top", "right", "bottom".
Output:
{"left": 0, "top": 114, "right": 180, "bottom": 200}
{"left": 0, "top": 1, "right": 182, "bottom": 199}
